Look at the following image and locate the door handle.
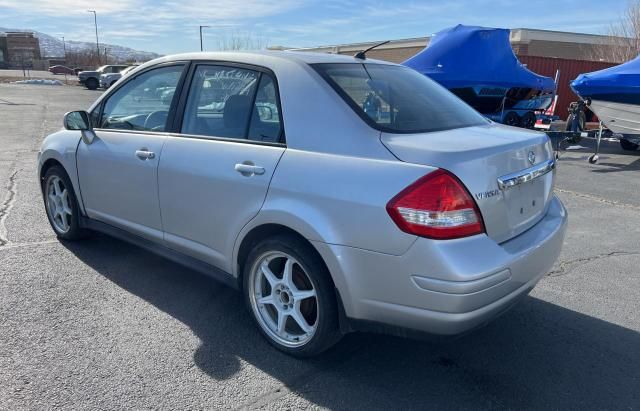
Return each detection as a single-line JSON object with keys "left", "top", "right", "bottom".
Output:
{"left": 136, "top": 149, "right": 155, "bottom": 160}
{"left": 235, "top": 163, "right": 265, "bottom": 176}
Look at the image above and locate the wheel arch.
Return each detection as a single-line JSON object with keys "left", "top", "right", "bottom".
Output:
{"left": 234, "top": 222, "right": 351, "bottom": 331}
{"left": 38, "top": 134, "right": 86, "bottom": 215}
{"left": 39, "top": 157, "right": 83, "bottom": 213}
{"left": 39, "top": 158, "right": 64, "bottom": 186}
{"left": 236, "top": 223, "right": 325, "bottom": 283}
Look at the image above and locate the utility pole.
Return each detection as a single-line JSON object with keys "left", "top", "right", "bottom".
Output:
{"left": 199, "top": 25, "right": 210, "bottom": 51}
{"left": 104, "top": 47, "right": 108, "bottom": 65}
{"left": 87, "top": 10, "right": 100, "bottom": 65}
{"left": 61, "top": 36, "right": 66, "bottom": 59}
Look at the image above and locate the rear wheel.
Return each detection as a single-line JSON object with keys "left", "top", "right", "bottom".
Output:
{"left": 520, "top": 111, "right": 537, "bottom": 129}
{"left": 42, "top": 166, "right": 86, "bottom": 240}
{"left": 620, "top": 138, "right": 639, "bottom": 151}
{"left": 85, "top": 77, "right": 98, "bottom": 90}
{"left": 243, "top": 235, "right": 341, "bottom": 357}
{"left": 503, "top": 111, "right": 520, "bottom": 127}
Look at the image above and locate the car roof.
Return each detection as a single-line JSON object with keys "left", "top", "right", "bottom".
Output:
{"left": 141, "top": 50, "right": 397, "bottom": 68}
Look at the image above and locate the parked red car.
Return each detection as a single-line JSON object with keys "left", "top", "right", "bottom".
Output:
{"left": 48, "top": 65, "right": 75, "bottom": 75}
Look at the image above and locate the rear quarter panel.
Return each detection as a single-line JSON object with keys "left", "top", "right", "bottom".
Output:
{"left": 247, "top": 148, "right": 434, "bottom": 256}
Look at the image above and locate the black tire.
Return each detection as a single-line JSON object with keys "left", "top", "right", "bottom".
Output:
{"left": 85, "top": 77, "right": 98, "bottom": 90}
{"left": 503, "top": 111, "right": 520, "bottom": 127}
{"left": 520, "top": 111, "right": 537, "bottom": 129}
{"left": 42, "top": 166, "right": 87, "bottom": 240}
{"left": 620, "top": 138, "right": 639, "bottom": 151}
{"left": 243, "top": 234, "right": 341, "bottom": 357}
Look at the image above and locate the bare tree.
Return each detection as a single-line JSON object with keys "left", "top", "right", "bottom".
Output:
{"left": 216, "top": 32, "right": 268, "bottom": 51}
{"left": 589, "top": 0, "right": 640, "bottom": 63}
{"left": 64, "top": 49, "right": 102, "bottom": 69}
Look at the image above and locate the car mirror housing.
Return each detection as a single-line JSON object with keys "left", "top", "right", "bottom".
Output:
{"left": 63, "top": 110, "right": 92, "bottom": 131}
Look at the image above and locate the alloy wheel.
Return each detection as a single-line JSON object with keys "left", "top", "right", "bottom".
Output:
{"left": 249, "top": 251, "right": 319, "bottom": 347}
{"left": 45, "top": 175, "right": 73, "bottom": 233}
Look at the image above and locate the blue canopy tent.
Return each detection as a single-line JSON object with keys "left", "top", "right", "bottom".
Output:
{"left": 572, "top": 55, "right": 640, "bottom": 103}
{"left": 403, "top": 25, "right": 555, "bottom": 92}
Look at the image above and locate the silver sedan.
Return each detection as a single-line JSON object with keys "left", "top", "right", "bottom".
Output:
{"left": 38, "top": 51, "right": 567, "bottom": 356}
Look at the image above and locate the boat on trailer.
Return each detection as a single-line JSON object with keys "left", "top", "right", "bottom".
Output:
{"left": 571, "top": 56, "right": 640, "bottom": 150}
{"left": 403, "top": 25, "right": 556, "bottom": 129}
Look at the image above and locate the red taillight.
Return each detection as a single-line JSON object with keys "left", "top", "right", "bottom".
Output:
{"left": 386, "top": 169, "right": 485, "bottom": 240}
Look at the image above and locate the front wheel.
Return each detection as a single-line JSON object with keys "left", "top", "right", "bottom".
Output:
{"left": 243, "top": 235, "right": 341, "bottom": 357}
{"left": 42, "top": 166, "right": 86, "bottom": 240}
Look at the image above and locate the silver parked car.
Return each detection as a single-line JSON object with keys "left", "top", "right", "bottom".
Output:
{"left": 99, "top": 65, "right": 139, "bottom": 89}
{"left": 38, "top": 51, "right": 567, "bottom": 356}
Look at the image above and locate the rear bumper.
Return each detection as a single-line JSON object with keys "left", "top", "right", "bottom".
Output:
{"left": 314, "top": 195, "right": 567, "bottom": 336}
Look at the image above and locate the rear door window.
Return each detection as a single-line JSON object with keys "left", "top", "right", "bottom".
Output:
{"left": 181, "top": 65, "right": 259, "bottom": 139}
{"left": 248, "top": 74, "right": 282, "bottom": 143}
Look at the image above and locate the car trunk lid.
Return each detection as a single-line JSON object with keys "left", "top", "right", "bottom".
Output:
{"left": 381, "top": 123, "right": 555, "bottom": 243}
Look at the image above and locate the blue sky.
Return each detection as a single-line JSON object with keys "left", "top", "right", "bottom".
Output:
{"left": 0, "top": 0, "right": 629, "bottom": 54}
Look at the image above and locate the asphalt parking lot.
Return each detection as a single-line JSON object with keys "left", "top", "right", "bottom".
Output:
{"left": 0, "top": 83, "right": 639, "bottom": 410}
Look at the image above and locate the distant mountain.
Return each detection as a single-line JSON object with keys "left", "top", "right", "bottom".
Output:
{"left": 0, "top": 27, "right": 161, "bottom": 62}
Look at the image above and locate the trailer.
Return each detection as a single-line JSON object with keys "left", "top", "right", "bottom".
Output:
{"left": 546, "top": 122, "right": 611, "bottom": 164}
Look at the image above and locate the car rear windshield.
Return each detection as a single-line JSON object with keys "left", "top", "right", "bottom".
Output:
{"left": 313, "top": 63, "right": 488, "bottom": 133}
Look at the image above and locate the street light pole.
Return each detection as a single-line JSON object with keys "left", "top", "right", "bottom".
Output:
{"left": 61, "top": 36, "right": 66, "bottom": 59}
{"left": 199, "top": 25, "right": 210, "bottom": 51}
{"left": 87, "top": 10, "right": 100, "bottom": 65}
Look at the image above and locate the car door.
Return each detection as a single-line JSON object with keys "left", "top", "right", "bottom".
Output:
{"left": 77, "top": 63, "right": 186, "bottom": 242}
{"left": 158, "top": 64, "right": 286, "bottom": 271}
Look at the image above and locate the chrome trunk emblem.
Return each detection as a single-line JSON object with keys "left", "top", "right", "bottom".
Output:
{"left": 497, "top": 159, "right": 555, "bottom": 190}
{"left": 528, "top": 151, "right": 536, "bottom": 165}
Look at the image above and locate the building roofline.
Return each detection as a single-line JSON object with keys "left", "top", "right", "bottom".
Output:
{"left": 275, "top": 27, "right": 630, "bottom": 52}
{"left": 511, "top": 27, "right": 623, "bottom": 37}
{"left": 280, "top": 37, "right": 429, "bottom": 52}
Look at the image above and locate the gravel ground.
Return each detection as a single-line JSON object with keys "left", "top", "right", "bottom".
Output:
{"left": 0, "top": 70, "right": 79, "bottom": 86}
{"left": 0, "top": 83, "right": 639, "bottom": 410}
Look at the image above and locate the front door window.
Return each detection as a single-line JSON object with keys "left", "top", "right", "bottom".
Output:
{"left": 99, "top": 65, "right": 184, "bottom": 132}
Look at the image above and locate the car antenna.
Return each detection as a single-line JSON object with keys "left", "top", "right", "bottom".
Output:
{"left": 354, "top": 40, "right": 390, "bottom": 60}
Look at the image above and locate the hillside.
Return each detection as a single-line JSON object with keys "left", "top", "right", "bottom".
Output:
{"left": 0, "top": 27, "right": 161, "bottom": 62}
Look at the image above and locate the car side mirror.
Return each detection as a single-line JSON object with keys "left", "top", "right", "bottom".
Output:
{"left": 63, "top": 110, "right": 92, "bottom": 131}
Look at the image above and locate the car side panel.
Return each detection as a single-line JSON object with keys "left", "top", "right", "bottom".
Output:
{"left": 240, "top": 148, "right": 430, "bottom": 260}
{"left": 76, "top": 130, "right": 166, "bottom": 242}
{"left": 158, "top": 136, "right": 285, "bottom": 272}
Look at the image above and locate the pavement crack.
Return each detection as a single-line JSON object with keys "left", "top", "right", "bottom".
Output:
{"left": 0, "top": 169, "right": 20, "bottom": 246}
{"left": 555, "top": 188, "right": 640, "bottom": 210}
{"left": 548, "top": 251, "right": 640, "bottom": 277}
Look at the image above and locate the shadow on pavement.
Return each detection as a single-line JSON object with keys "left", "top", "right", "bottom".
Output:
{"left": 63, "top": 234, "right": 640, "bottom": 409}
